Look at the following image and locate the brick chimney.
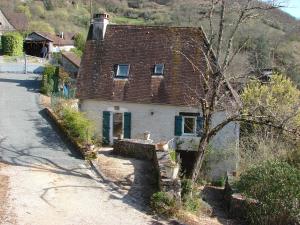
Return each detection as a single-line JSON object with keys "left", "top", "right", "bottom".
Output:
{"left": 92, "top": 13, "right": 109, "bottom": 40}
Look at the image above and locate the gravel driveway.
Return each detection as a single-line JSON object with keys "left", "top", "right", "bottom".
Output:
{"left": 0, "top": 73, "right": 163, "bottom": 225}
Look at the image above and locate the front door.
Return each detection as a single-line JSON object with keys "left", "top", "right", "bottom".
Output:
{"left": 113, "top": 113, "right": 123, "bottom": 139}
{"left": 102, "top": 111, "right": 131, "bottom": 145}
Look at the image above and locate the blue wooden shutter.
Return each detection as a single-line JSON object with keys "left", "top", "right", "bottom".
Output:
{"left": 174, "top": 116, "right": 182, "bottom": 136}
{"left": 102, "top": 111, "right": 111, "bottom": 145}
{"left": 196, "top": 116, "right": 204, "bottom": 137}
{"left": 124, "top": 112, "right": 131, "bottom": 139}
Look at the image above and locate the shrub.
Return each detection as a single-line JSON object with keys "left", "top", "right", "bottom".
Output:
{"left": 181, "top": 179, "right": 202, "bottom": 214}
{"left": 150, "top": 192, "right": 179, "bottom": 217}
{"left": 73, "top": 33, "right": 85, "bottom": 52}
{"left": 211, "top": 176, "right": 226, "bottom": 187}
{"left": 236, "top": 161, "right": 300, "bottom": 225}
{"left": 1, "top": 32, "right": 23, "bottom": 56}
{"left": 182, "top": 195, "right": 201, "bottom": 214}
{"left": 61, "top": 107, "right": 95, "bottom": 144}
{"left": 181, "top": 179, "right": 193, "bottom": 199}
{"left": 41, "top": 65, "right": 58, "bottom": 95}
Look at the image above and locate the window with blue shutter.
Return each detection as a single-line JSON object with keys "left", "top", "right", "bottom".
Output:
{"left": 196, "top": 116, "right": 204, "bottom": 137}
{"left": 102, "top": 111, "right": 111, "bottom": 145}
{"left": 124, "top": 112, "right": 131, "bottom": 139}
{"left": 174, "top": 116, "right": 183, "bottom": 136}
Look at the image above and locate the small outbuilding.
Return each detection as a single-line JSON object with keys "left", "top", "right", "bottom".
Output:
{"left": 24, "top": 32, "right": 75, "bottom": 58}
{"left": 61, "top": 52, "right": 81, "bottom": 78}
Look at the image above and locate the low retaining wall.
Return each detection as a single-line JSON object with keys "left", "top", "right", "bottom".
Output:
{"left": 113, "top": 139, "right": 156, "bottom": 160}
{"left": 45, "top": 107, "right": 86, "bottom": 157}
{"left": 113, "top": 139, "right": 181, "bottom": 198}
{"left": 224, "top": 174, "right": 258, "bottom": 220}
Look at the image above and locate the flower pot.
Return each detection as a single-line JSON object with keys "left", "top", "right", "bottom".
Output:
{"left": 156, "top": 143, "right": 168, "bottom": 151}
{"left": 166, "top": 164, "right": 179, "bottom": 180}
{"left": 118, "top": 134, "right": 124, "bottom": 140}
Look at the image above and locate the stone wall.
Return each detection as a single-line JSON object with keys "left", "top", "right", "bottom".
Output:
{"left": 113, "top": 139, "right": 156, "bottom": 160}
{"left": 224, "top": 174, "right": 258, "bottom": 220}
{"left": 113, "top": 139, "right": 181, "bottom": 198}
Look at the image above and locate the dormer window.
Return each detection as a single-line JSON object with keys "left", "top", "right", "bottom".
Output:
{"left": 116, "top": 64, "right": 130, "bottom": 77}
{"left": 154, "top": 64, "right": 164, "bottom": 75}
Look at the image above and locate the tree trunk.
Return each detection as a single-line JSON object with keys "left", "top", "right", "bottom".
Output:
{"left": 191, "top": 137, "right": 209, "bottom": 183}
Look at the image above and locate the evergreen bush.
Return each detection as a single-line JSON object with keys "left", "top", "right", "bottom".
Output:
{"left": 150, "top": 192, "right": 179, "bottom": 217}
{"left": 1, "top": 32, "right": 23, "bottom": 56}
{"left": 236, "top": 161, "right": 300, "bottom": 225}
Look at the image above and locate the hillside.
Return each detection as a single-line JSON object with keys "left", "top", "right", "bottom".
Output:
{"left": 0, "top": 0, "right": 300, "bottom": 83}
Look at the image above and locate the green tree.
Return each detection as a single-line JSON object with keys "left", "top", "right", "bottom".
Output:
{"left": 239, "top": 74, "right": 300, "bottom": 171}
{"left": 242, "top": 74, "right": 300, "bottom": 130}
{"left": 74, "top": 33, "right": 86, "bottom": 52}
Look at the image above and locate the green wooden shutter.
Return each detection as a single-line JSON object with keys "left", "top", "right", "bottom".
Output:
{"left": 174, "top": 116, "right": 182, "bottom": 136}
{"left": 102, "top": 111, "right": 111, "bottom": 145}
{"left": 196, "top": 116, "right": 204, "bottom": 137}
{"left": 124, "top": 112, "right": 131, "bottom": 139}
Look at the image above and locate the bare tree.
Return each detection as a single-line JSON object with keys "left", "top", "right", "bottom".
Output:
{"left": 178, "top": 0, "right": 297, "bottom": 183}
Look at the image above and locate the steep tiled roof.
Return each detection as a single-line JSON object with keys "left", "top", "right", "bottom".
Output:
{"left": 77, "top": 25, "right": 214, "bottom": 106}
{"left": 62, "top": 52, "right": 81, "bottom": 68}
{"left": 2, "top": 11, "right": 28, "bottom": 31}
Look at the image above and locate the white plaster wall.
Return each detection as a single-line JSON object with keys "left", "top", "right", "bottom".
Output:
{"left": 52, "top": 45, "right": 75, "bottom": 53}
{"left": 80, "top": 99, "right": 239, "bottom": 179}
{"left": 80, "top": 99, "right": 200, "bottom": 142}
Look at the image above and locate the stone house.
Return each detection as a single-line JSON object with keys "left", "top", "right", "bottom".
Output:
{"left": 77, "top": 13, "right": 239, "bottom": 178}
{"left": 0, "top": 9, "right": 28, "bottom": 35}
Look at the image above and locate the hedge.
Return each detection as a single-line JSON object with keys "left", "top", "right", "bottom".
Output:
{"left": 1, "top": 32, "right": 23, "bottom": 56}
{"left": 236, "top": 161, "right": 300, "bottom": 225}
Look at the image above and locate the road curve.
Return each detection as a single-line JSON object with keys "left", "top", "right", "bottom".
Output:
{"left": 0, "top": 73, "right": 160, "bottom": 225}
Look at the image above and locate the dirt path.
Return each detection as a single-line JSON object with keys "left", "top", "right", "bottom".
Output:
{"left": 0, "top": 73, "right": 163, "bottom": 225}
{"left": 0, "top": 163, "right": 10, "bottom": 223}
{"left": 94, "top": 148, "right": 159, "bottom": 211}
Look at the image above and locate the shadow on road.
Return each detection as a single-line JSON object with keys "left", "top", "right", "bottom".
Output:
{"left": 0, "top": 75, "right": 41, "bottom": 93}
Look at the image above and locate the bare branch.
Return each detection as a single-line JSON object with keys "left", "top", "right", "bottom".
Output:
{"left": 216, "top": 0, "right": 225, "bottom": 60}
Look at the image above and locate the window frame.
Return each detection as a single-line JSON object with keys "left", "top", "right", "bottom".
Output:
{"left": 116, "top": 64, "right": 130, "bottom": 78}
{"left": 153, "top": 64, "right": 165, "bottom": 76}
{"left": 182, "top": 116, "right": 197, "bottom": 136}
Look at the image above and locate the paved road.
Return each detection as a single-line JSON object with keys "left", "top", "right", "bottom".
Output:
{"left": 0, "top": 73, "right": 160, "bottom": 225}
